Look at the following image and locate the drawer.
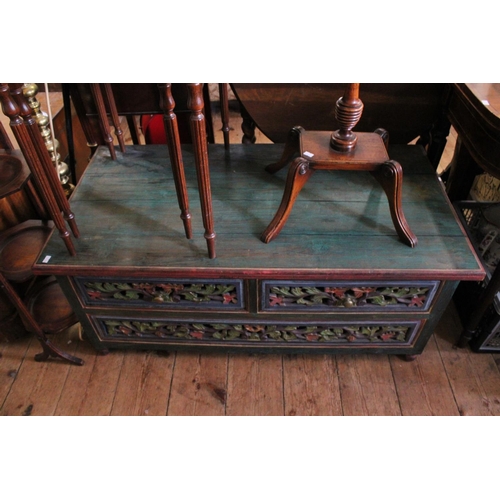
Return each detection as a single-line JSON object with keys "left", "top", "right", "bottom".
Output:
{"left": 261, "top": 280, "right": 440, "bottom": 313}
{"left": 88, "top": 314, "right": 423, "bottom": 348}
{"left": 73, "top": 277, "right": 246, "bottom": 311}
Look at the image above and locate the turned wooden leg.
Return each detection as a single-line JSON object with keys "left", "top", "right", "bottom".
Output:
{"left": 69, "top": 84, "right": 99, "bottom": 159}
{"left": 158, "top": 84, "right": 193, "bottom": 239}
{"left": 126, "top": 115, "right": 140, "bottom": 144}
{"left": 90, "top": 83, "right": 116, "bottom": 160}
{"left": 219, "top": 83, "right": 230, "bottom": 150}
{"left": 0, "top": 84, "right": 76, "bottom": 256}
{"left": 103, "top": 83, "right": 126, "bottom": 153}
{"left": 240, "top": 104, "right": 256, "bottom": 145}
{"left": 10, "top": 85, "right": 80, "bottom": 239}
{"left": 261, "top": 156, "right": 314, "bottom": 243}
{"left": 371, "top": 160, "right": 418, "bottom": 248}
{"left": 187, "top": 83, "right": 216, "bottom": 259}
{"left": 265, "top": 126, "right": 303, "bottom": 174}
{"left": 330, "top": 84, "right": 363, "bottom": 152}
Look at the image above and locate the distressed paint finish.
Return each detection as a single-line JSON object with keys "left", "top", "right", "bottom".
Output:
{"left": 34, "top": 144, "right": 484, "bottom": 281}
{"left": 263, "top": 281, "right": 439, "bottom": 311}
{"left": 33, "top": 144, "right": 484, "bottom": 356}
{"left": 96, "top": 317, "right": 419, "bottom": 346}
{"left": 78, "top": 279, "right": 244, "bottom": 309}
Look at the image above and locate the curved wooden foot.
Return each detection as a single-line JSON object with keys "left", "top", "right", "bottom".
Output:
{"left": 34, "top": 338, "right": 84, "bottom": 366}
{"left": 371, "top": 160, "right": 418, "bottom": 248}
{"left": 456, "top": 328, "right": 473, "bottom": 348}
{"left": 261, "top": 156, "right": 314, "bottom": 243}
{"left": 265, "top": 126, "right": 303, "bottom": 174}
{"left": 402, "top": 354, "right": 418, "bottom": 362}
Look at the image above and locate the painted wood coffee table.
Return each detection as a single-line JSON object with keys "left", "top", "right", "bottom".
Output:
{"left": 33, "top": 143, "right": 484, "bottom": 357}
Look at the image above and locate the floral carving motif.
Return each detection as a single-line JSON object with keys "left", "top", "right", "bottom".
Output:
{"left": 83, "top": 281, "right": 239, "bottom": 306}
{"left": 267, "top": 285, "right": 432, "bottom": 309}
{"left": 102, "top": 320, "right": 414, "bottom": 344}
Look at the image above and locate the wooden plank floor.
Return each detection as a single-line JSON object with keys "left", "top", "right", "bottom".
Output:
{"left": 2, "top": 300, "right": 500, "bottom": 416}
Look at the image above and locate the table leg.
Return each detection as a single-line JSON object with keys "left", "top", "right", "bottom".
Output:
{"left": 187, "top": 84, "right": 216, "bottom": 259}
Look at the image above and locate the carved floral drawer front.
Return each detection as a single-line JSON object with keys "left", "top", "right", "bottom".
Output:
{"left": 74, "top": 278, "right": 245, "bottom": 310}
{"left": 261, "top": 280, "right": 440, "bottom": 312}
{"left": 90, "top": 315, "right": 422, "bottom": 347}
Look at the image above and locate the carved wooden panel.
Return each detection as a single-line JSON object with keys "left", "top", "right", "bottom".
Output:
{"left": 90, "top": 315, "right": 422, "bottom": 347}
{"left": 74, "top": 277, "right": 245, "bottom": 310}
{"left": 261, "top": 281, "right": 440, "bottom": 312}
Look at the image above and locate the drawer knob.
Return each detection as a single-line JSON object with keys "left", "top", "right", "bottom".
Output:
{"left": 343, "top": 297, "right": 356, "bottom": 308}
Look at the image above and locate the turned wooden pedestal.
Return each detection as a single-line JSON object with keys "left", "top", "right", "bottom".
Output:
{"left": 261, "top": 128, "right": 417, "bottom": 248}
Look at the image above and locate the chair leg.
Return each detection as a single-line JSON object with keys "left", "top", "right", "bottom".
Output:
{"left": 187, "top": 84, "right": 216, "bottom": 259}
{"left": 158, "top": 84, "right": 193, "bottom": 240}
{"left": 371, "top": 160, "right": 418, "bottom": 248}
{"left": 261, "top": 156, "right": 314, "bottom": 243}
{"left": 219, "top": 83, "right": 230, "bottom": 150}
{"left": 10, "top": 85, "right": 80, "bottom": 239}
{"left": 103, "top": 83, "right": 126, "bottom": 153}
{"left": 90, "top": 83, "right": 116, "bottom": 160}
{"left": 0, "top": 84, "right": 76, "bottom": 256}
{"left": 265, "top": 126, "right": 303, "bottom": 174}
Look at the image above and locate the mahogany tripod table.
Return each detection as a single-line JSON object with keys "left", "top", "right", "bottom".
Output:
{"left": 261, "top": 84, "right": 417, "bottom": 248}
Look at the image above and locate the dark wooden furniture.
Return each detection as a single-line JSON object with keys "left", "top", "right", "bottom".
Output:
{"left": 260, "top": 84, "right": 417, "bottom": 247}
{"left": 0, "top": 85, "right": 82, "bottom": 364}
{"left": 89, "top": 83, "right": 217, "bottom": 259}
{"left": 0, "top": 220, "right": 82, "bottom": 365}
{"left": 444, "top": 83, "right": 500, "bottom": 202}
{"left": 33, "top": 142, "right": 483, "bottom": 357}
{"left": 454, "top": 201, "right": 500, "bottom": 350}
{"left": 231, "top": 83, "right": 451, "bottom": 169}
{"left": 0, "top": 115, "right": 49, "bottom": 231}
{"left": 69, "top": 83, "right": 215, "bottom": 149}
{"left": 0, "top": 84, "right": 79, "bottom": 256}
{"left": 89, "top": 83, "right": 126, "bottom": 160}
{"left": 441, "top": 84, "right": 500, "bottom": 349}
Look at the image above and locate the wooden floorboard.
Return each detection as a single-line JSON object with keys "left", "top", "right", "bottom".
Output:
{"left": 54, "top": 335, "right": 106, "bottom": 415}
{"left": 389, "top": 334, "right": 460, "bottom": 416}
{"left": 2, "top": 303, "right": 500, "bottom": 416}
{"left": 337, "top": 354, "right": 401, "bottom": 415}
{"left": 226, "top": 353, "right": 284, "bottom": 416}
{"left": 0, "top": 329, "right": 78, "bottom": 416}
{"left": 167, "top": 352, "right": 228, "bottom": 416}
{"left": 283, "top": 354, "right": 342, "bottom": 416}
{"left": 111, "top": 350, "right": 175, "bottom": 416}
{"left": 0, "top": 335, "right": 32, "bottom": 409}
{"left": 435, "top": 303, "right": 500, "bottom": 416}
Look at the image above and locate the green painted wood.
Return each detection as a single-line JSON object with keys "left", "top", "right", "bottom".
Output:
{"left": 34, "top": 144, "right": 483, "bottom": 281}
